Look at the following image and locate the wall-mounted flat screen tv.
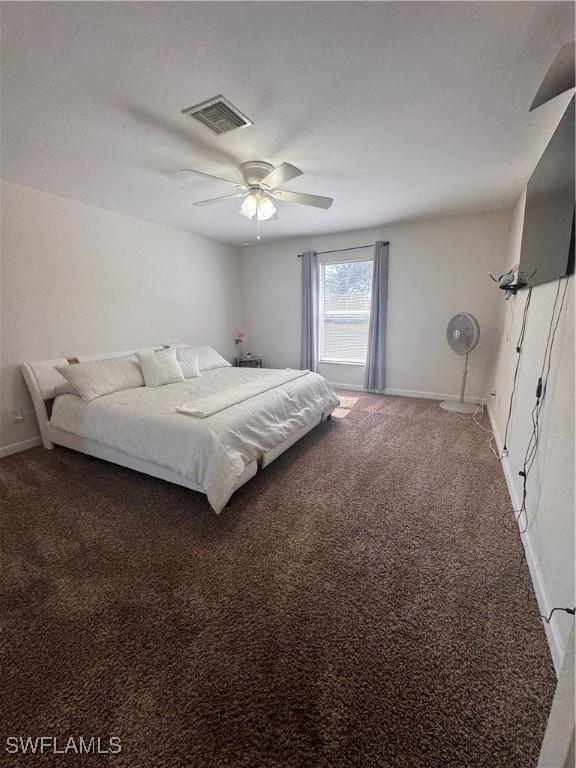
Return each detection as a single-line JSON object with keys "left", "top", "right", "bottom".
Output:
{"left": 519, "top": 95, "right": 574, "bottom": 289}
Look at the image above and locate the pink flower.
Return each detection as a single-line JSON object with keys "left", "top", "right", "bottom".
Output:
{"left": 235, "top": 331, "right": 246, "bottom": 340}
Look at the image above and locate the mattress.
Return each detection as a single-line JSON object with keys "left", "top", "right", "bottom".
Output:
{"left": 50, "top": 367, "right": 339, "bottom": 513}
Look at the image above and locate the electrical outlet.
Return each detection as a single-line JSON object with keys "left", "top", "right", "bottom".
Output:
{"left": 11, "top": 408, "right": 24, "bottom": 423}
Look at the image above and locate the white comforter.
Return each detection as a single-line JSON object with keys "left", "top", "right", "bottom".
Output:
{"left": 50, "top": 367, "right": 339, "bottom": 513}
{"left": 176, "top": 369, "right": 309, "bottom": 418}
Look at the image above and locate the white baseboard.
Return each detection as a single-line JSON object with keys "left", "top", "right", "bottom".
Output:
{"left": 0, "top": 436, "right": 42, "bottom": 459}
{"left": 331, "top": 383, "right": 483, "bottom": 403}
{"left": 487, "top": 403, "right": 562, "bottom": 675}
{"left": 330, "top": 382, "right": 365, "bottom": 391}
{"left": 384, "top": 387, "right": 483, "bottom": 403}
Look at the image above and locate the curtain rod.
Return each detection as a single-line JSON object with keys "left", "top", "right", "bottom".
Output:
{"left": 296, "top": 242, "right": 389, "bottom": 258}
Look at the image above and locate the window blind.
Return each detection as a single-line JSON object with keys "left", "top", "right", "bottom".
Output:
{"left": 319, "top": 260, "right": 373, "bottom": 364}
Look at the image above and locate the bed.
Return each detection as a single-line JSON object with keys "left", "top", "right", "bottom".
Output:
{"left": 22, "top": 346, "right": 339, "bottom": 513}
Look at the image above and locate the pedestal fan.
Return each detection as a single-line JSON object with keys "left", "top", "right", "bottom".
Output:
{"left": 440, "top": 313, "right": 480, "bottom": 414}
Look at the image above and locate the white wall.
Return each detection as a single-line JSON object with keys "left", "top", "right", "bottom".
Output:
{"left": 489, "top": 188, "right": 574, "bottom": 672}
{"left": 0, "top": 181, "right": 243, "bottom": 452}
{"left": 240, "top": 210, "right": 512, "bottom": 399}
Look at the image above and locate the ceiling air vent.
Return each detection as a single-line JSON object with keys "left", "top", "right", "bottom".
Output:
{"left": 182, "top": 95, "right": 253, "bottom": 135}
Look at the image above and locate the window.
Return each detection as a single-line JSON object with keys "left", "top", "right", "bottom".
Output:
{"left": 319, "top": 259, "right": 373, "bottom": 364}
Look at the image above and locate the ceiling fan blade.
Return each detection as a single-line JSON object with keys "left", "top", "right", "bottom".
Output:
{"left": 180, "top": 168, "right": 246, "bottom": 189}
{"left": 260, "top": 162, "right": 303, "bottom": 190}
{"left": 193, "top": 192, "right": 245, "bottom": 207}
{"left": 271, "top": 189, "right": 333, "bottom": 209}
{"left": 530, "top": 40, "right": 575, "bottom": 111}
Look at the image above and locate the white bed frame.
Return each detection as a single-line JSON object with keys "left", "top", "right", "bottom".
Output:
{"left": 21, "top": 346, "right": 333, "bottom": 504}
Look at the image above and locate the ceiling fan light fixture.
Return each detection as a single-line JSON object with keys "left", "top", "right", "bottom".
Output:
{"left": 239, "top": 191, "right": 277, "bottom": 221}
{"left": 257, "top": 195, "right": 277, "bottom": 221}
{"left": 240, "top": 193, "right": 259, "bottom": 219}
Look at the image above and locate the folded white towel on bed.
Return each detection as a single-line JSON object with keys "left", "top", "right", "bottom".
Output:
{"left": 176, "top": 369, "right": 309, "bottom": 418}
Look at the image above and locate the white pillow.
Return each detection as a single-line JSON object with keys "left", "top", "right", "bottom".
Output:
{"left": 53, "top": 381, "right": 78, "bottom": 397}
{"left": 136, "top": 347, "right": 184, "bottom": 388}
{"left": 176, "top": 350, "right": 201, "bottom": 380}
{"left": 177, "top": 345, "right": 231, "bottom": 372}
{"left": 56, "top": 356, "right": 144, "bottom": 402}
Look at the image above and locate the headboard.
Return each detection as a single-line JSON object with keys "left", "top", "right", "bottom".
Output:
{"left": 21, "top": 344, "right": 187, "bottom": 449}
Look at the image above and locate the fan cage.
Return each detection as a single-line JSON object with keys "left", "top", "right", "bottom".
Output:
{"left": 446, "top": 313, "right": 480, "bottom": 355}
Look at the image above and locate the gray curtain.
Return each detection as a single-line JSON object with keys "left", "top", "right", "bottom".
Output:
{"left": 364, "top": 241, "right": 389, "bottom": 391}
{"left": 300, "top": 251, "right": 319, "bottom": 371}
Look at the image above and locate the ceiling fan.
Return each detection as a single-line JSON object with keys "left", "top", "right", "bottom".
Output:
{"left": 180, "top": 161, "right": 333, "bottom": 222}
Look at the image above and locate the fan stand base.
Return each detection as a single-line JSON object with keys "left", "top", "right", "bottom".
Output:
{"left": 439, "top": 400, "right": 479, "bottom": 414}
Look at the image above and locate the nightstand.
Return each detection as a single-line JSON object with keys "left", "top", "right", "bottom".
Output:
{"left": 234, "top": 356, "right": 262, "bottom": 368}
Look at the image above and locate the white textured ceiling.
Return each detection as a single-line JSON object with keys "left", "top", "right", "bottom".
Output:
{"left": 1, "top": 1, "right": 573, "bottom": 245}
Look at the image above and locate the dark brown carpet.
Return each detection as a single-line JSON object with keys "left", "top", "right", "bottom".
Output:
{"left": 1, "top": 393, "right": 555, "bottom": 767}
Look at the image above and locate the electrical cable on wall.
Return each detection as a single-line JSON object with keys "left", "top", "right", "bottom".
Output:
{"left": 501, "top": 287, "right": 532, "bottom": 457}
{"left": 503, "top": 277, "right": 573, "bottom": 628}
{"left": 541, "top": 607, "right": 575, "bottom": 624}
{"left": 515, "top": 277, "right": 568, "bottom": 533}
{"left": 521, "top": 280, "right": 569, "bottom": 483}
